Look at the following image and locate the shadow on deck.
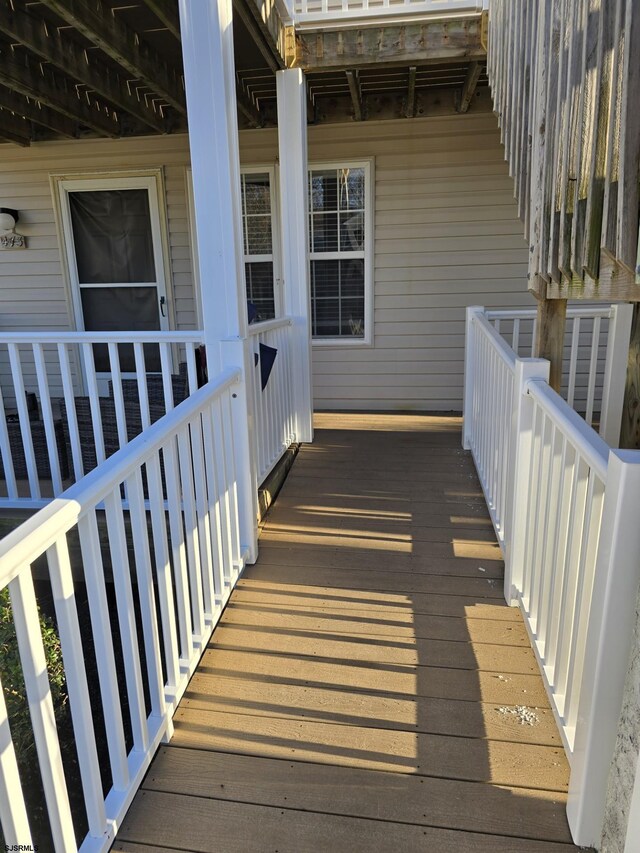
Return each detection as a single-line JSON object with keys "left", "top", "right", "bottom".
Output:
{"left": 113, "top": 412, "right": 582, "bottom": 852}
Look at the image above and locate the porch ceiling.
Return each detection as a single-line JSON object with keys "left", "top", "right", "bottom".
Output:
{"left": 0, "top": 0, "right": 487, "bottom": 145}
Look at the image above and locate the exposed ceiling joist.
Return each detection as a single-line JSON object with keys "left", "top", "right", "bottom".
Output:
{"left": 0, "top": 4, "right": 168, "bottom": 133}
{"left": 405, "top": 65, "right": 416, "bottom": 117}
{"left": 232, "top": 0, "right": 284, "bottom": 73}
{"left": 295, "top": 19, "right": 485, "bottom": 71}
{"left": 40, "top": 0, "right": 186, "bottom": 114}
{"left": 0, "top": 109, "right": 31, "bottom": 145}
{"left": 457, "top": 59, "right": 481, "bottom": 112}
{"left": 0, "top": 51, "right": 120, "bottom": 136}
{"left": 0, "top": 85, "right": 77, "bottom": 137}
{"left": 143, "top": 0, "right": 181, "bottom": 41}
{"left": 345, "top": 69, "right": 362, "bottom": 121}
{"left": 236, "top": 83, "right": 263, "bottom": 127}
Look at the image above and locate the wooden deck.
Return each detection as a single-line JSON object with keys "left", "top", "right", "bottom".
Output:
{"left": 114, "top": 413, "right": 582, "bottom": 853}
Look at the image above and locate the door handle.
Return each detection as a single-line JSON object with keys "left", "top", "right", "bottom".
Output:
{"left": 160, "top": 295, "right": 166, "bottom": 317}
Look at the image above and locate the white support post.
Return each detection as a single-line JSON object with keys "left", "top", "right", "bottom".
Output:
{"left": 600, "top": 303, "right": 634, "bottom": 447}
{"left": 277, "top": 68, "right": 314, "bottom": 444}
{"left": 567, "top": 450, "right": 640, "bottom": 847}
{"left": 462, "top": 306, "right": 483, "bottom": 450}
{"left": 504, "top": 358, "right": 550, "bottom": 604}
{"left": 179, "top": 0, "right": 259, "bottom": 563}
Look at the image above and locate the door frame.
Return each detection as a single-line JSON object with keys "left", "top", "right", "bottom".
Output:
{"left": 52, "top": 168, "right": 175, "bottom": 337}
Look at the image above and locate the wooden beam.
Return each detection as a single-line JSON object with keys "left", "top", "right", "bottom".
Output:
{"left": 0, "top": 109, "right": 31, "bottom": 146}
{"left": 0, "top": 85, "right": 76, "bottom": 137}
{"left": 232, "top": 0, "right": 285, "bottom": 73}
{"left": 457, "top": 60, "right": 481, "bottom": 112}
{"left": 345, "top": 69, "right": 362, "bottom": 121}
{"left": 40, "top": 0, "right": 186, "bottom": 114}
{"left": 295, "top": 18, "right": 485, "bottom": 72}
{"left": 236, "top": 84, "right": 263, "bottom": 128}
{"left": 620, "top": 304, "right": 640, "bottom": 448}
{"left": 533, "top": 281, "right": 567, "bottom": 392}
{"left": 0, "top": 4, "right": 168, "bottom": 133}
{"left": 143, "top": 0, "right": 181, "bottom": 41}
{"left": 0, "top": 51, "right": 120, "bottom": 136}
{"left": 405, "top": 66, "right": 416, "bottom": 118}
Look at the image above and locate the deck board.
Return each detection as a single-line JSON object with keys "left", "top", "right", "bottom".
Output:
{"left": 118, "top": 413, "right": 584, "bottom": 852}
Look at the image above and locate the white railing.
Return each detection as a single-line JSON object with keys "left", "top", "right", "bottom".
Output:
{"left": 463, "top": 305, "right": 640, "bottom": 848}
{"left": 0, "top": 370, "right": 245, "bottom": 852}
{"left": 485, "top": 305, "right": 633, "bottom": 442}
{"left": 293, "top": 0, "right": 485, "bottom": 27}
{"left": 247, "top": 318, "right": 296, "bottom": 485}
{"left": 0, "top": 331, "right": 204, "bottom": 508}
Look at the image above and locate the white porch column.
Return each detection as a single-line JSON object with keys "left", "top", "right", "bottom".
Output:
{"left": 276, "top": 69, "right": 314, "bottom": 443}
{"left": 178, "top": 0, "right": 259, "bottom": 563}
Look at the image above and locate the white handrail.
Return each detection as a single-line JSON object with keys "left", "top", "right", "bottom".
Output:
{"left": 247, "top": 317, "right": 293, "bottom": 336}
{"left": 463, "top": 304, "right": 640, "bottom": 848}
{"left": 246, "top": 317, "right": 297, "bottom": 484}
{"left": 525, "top": 379, "right": 609, "bottom": 483}
{"left": 0, "top": 367, "right": 244, "bottom": 852}
{"left": 0, "top": 331, "right": 205, "bottom": 505}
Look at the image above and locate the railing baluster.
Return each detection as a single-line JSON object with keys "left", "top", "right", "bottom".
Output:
{"left": 201, "top": 401, "right": 226, "bottom": 606}
{"left": 134, "top": 342, "right": 151, "bottom": 430}
{"left": 146, "top": 453, "right": 181, "bottom": 692}
{"left": 108, "top": 342, "right": 128, "bottom": 449}
{"left": 177, "top": 424, "right": 206, "bottom": 642}
{"left": 185, "top": 342, "right": 199, "bottom": 394}
{"left": 585, "top": 316, "right": 601, "bottom": 426}
{"left": 8, "top": 569, "right": 76, "bottom": 850}
{"left": 190, "top": 413, "right": 217, "bottom": 620}
{"left": 162, "top": 435, "right": 194, "bottom": 662}
{"left": 8, "top": 344, "right": 40, "bottom": 499}
{"left": 222, "top": 391, "right": 242, "bottom": 572}
{"left": 564, "top": 476, "right": 606, "bottom": 737}
{"left": 77, "top": 510, "right": 129, "bottom": 790}
{"left": 512, "top": 317, "right": 521, "bottom": 353}
{"left": 0, "top": 372, "right": 18, "bottom": 499}
{"left": 555, "top": 462, "right": 593, "bottom": 716}
{"left": 0, "top": 670, "right": 32, "bottom": 846}
{"left": 81, "top": 342, "right": 106, "bottom": 466}
{"left": 104, "top": 488, "right": 149, "bottom": 753}
{"left": 46, "top": 536, "right": 106, "bottom": 838}
{"left": 211, "top": 396, "right": 234, "bottom": 585}
{"left": 33, "top": 343, "right": 63, "bottom": 495}
{"left": 567, "top": 316, "right": 580, "bottom": 408}
{"left": 160, "top": 341, "right": 175, "bottom": 413}
{"left": 58, "top": 342, "right": 84, "bottom": 481}
{"left": 126, "top": 469, "right": 167, "bottom": 719}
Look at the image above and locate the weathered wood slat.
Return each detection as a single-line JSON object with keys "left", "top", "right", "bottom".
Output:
{"left": 488, "top": 0, "right": 640, "bottom": 298}
{"left": 142, "top": 748, "right": 574, "bottom": 843}
{"left": 117, "top": 790, "right": 578, "bottom": 853}
{"left": 117, "top": 414, "right": 577, "bottom": 849}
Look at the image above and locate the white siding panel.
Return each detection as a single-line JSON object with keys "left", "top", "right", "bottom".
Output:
{"left": 0, "top": 134, "right": 196, "bottom": 334}
{"left": 240, "top": 110, "right": 530, "bottom": 412}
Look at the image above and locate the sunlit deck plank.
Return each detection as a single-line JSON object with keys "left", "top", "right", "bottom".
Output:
{"left": 117, "top": 412, "right": 584, "bottom": 852}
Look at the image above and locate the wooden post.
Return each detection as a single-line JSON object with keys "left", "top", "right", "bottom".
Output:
{"left": 532, "top": 278, "right": 567, "bottom": 392}
{"left": 620, "top": 303, "right": 640, "bottom": 449}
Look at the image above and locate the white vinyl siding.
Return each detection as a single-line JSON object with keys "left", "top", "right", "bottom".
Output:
{"left": 239, "top": 112, "right": 531, "bottom": 411}
{"left": 0, "top": 109, "right": 531, "bottom": 411}
{"left": 0, "top": 135, "right": 196, "bottom": 334}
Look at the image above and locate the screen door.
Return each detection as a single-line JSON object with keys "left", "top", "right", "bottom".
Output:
{"left": 58, "top": 175, "right": 170, "bottom": 373}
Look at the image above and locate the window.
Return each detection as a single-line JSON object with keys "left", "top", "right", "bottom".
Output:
{"left": 309, "top": 162, "right": 372, "bottom": 344}
{"left": 241, "top": 169, "right": 279, "bottom": 322}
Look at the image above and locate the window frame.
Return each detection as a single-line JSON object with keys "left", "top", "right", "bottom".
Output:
{"left": 308, "top": 159, "right": 374, "bottom": 347}
{"left": 240, "top": 165, "right": 282, "bottom": 322}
